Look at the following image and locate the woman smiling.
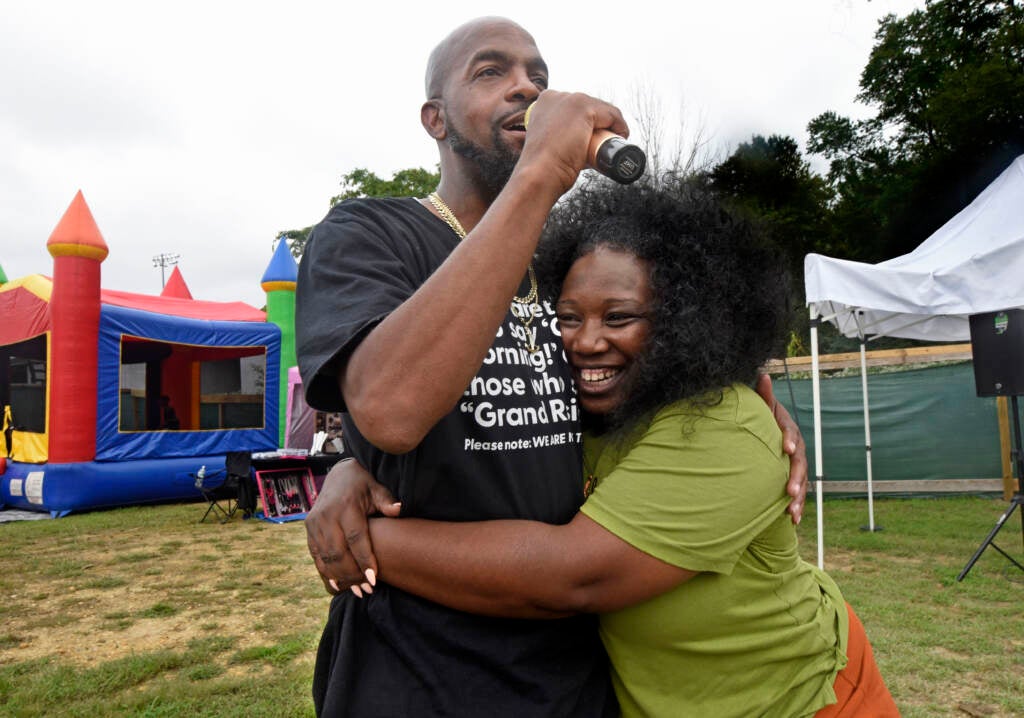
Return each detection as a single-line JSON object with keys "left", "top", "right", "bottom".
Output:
{"left": 359, "top": 180, "right": 897, "bottom": 717}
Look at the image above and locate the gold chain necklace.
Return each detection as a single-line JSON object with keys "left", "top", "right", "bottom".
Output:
{"left": 427, "top": 192, "right": 540, "bottom": 352}
{"left": 427, "top": 191, "right": 468, "bottom": 239}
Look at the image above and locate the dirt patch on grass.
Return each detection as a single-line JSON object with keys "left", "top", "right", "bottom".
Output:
{"left": 0, "top": 512, "right": 329, "bottom": 666}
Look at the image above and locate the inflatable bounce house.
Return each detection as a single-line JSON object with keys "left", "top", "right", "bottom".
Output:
{"left": 0, "top": 192, "right": 291, "bottom": 516}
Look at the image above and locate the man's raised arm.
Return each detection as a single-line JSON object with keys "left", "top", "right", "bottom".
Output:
{"left": 337, "top": 93, "right": 628, "bottom": 453}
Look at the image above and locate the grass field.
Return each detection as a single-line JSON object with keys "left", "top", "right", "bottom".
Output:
{"left": 1, "top": 495, "right": 1022, "bottom": 717}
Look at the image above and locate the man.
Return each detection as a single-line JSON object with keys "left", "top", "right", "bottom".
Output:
{"left": 297, "top": 17, "right": 806, "bottom": 717}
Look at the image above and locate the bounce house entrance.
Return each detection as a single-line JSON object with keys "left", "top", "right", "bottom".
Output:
{"left": 1, "top": 334, "right": 48, "bottom": 463}
{"left": 117, "top": 336, "right": 268, "bottom": 434}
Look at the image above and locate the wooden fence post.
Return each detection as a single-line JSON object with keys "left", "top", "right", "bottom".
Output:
{"left": 997, "top": 396, "right": 1014, "bottom": 501}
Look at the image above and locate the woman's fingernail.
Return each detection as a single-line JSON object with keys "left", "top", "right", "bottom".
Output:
{"left": 351, "top": 585, "right": 363, "bottom": 599}
{"left": 329, "top": 579, "right": 339, "bottom": 592}
{"left": 365, "top": 568, "right": 376, "bottom": 587}
{"left": 361, "top": 582, "right": 373, "bottom": 594}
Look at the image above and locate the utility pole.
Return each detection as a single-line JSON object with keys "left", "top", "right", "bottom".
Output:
{"left": 152, "top": 252, "right": 180, "bottom": 288}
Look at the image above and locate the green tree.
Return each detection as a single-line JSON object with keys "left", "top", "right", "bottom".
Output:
{"left": 709, "top": 134, "right": 831, "bottom": 269}
{"left": 328, "top": 167, "right": 440, "bottom": 206}
{"left": 280, "top": 166, "right": 441, "bottom": 258}
{"left": 807, "top": 0, "right": 1024, "bottom": 261}
{"left": 708, "top": 134, "right": 833, "bottom": 353}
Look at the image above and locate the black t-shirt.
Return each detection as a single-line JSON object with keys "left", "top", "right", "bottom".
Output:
{"left": 296, "top": 197, "right": 615, "bottom": 717}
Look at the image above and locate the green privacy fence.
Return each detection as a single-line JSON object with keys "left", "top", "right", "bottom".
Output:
{"left": 772, "top": 361, "right": 1005, "bottom": 491}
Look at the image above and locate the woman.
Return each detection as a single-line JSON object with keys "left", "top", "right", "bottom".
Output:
{"left": 343, "top": 180, "right": 897, "bottom": 717}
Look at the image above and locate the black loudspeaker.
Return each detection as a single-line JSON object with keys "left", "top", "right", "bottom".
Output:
{"left": 970, "top": 309, "right": 1024, "bottom": 397}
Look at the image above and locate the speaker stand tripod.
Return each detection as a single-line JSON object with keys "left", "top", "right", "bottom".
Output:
{"left": 957, "top": 394, "right": 1024, "bottom": 581}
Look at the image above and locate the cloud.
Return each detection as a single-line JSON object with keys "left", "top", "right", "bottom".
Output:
{"left": 0, "top": 11, "right": 177, "bottom": 150}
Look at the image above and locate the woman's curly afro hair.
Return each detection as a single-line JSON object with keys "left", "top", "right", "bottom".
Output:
{"left": 536, "top": 177, "right": 790, "bottom": 431}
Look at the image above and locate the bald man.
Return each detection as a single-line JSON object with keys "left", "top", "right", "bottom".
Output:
{"left": 297, "top": 17, "right": 806, "bottom": 717}
{"left": 297, "top": 18, "right": 623, "bottom": 717}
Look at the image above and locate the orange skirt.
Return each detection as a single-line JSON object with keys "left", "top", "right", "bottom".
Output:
{"left": 815, "top": 604, "right": 900, "bottom": 717}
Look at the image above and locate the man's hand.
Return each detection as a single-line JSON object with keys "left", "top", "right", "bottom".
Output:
{"left": 305, "top": 458, "right": 402, "bottom": 596}
{"left": 516, "top": 90, "right": 631, "bottom": 198}
{"left": 755, "top": 374, "right": 808, "bottom": 524}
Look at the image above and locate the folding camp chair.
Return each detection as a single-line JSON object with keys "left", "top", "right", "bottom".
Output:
{"left": 195, "top": 451, "right": 253, "bottom": 523}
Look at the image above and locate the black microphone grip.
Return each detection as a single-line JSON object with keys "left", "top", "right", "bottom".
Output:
{"left": 588, "top": 130, "right": 646, "bottom": 184}
{"left": 524, "top": 103, "right": 646, "bottom": 184}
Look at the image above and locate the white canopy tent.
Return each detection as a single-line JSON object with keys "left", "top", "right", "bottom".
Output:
{"left": 803, "top": 155, "right": 1024, "bottom": 567}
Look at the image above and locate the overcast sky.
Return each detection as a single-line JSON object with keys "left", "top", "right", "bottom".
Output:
{"left": 1, "top": 0, "right": 924, "bottom": 308}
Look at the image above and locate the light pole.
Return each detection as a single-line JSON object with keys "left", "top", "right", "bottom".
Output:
{"left": 152, "top": 252, "right": 180, "bottom": 288}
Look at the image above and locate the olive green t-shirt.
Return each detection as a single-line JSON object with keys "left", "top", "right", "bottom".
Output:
{"left": 580, "top": 384, "right": 849, "bottom": 718}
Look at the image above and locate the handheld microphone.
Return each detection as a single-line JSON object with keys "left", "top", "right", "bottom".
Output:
{"left": 524, "top": 102, "right": 646, "bottom": 184}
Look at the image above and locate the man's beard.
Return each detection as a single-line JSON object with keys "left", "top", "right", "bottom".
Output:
{"left": 447, "top": 122, "right": 519, "bottom": 198}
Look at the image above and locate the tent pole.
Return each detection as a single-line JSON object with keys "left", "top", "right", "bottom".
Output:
{"left": 810, "top": 305, "right": 825, "bottom": 569}
{"left": 860, "top": 341, "right": 877, "bottom": 531}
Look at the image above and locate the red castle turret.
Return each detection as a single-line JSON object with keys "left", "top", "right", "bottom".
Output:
{"left": 45, "top": 191, "right": 108, "bottom": 463}
{"left": 161, "top": 266, "right": 193, "bottom": 299}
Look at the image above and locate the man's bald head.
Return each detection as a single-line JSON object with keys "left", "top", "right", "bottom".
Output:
{"left": 424, "top": 17, "right": 538, "bottom": 99}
